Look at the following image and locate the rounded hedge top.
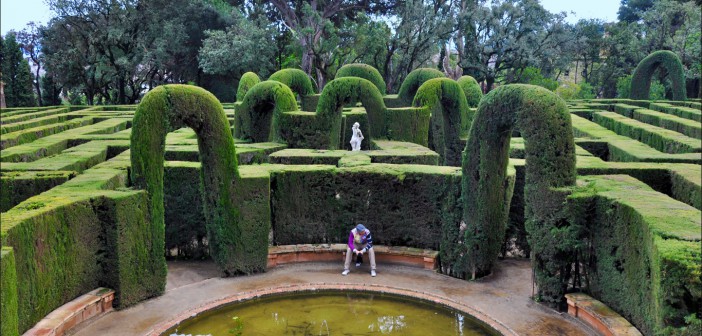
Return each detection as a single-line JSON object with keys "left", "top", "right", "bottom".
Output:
{"left": 315, "top": 77, "right": 386, "bottom": 149}
{"left": 413, "top": 77, "right": 471, "bottom": 166}
{"left": 335, "top": 63, "right": 387, "bottom": 95}
{"left": 398, "top": 68, "right": 446, "bottom": 103}
{"left": 630, "top": 50, "right": 686, "bottom": 101}
{"left": 462, "top": 84, "right": 575, "bottom": 294}
{"left": 236, "top": 72, "right": 261, "bottom": 102}
{"left": 238, "top": 80, "right": 298, "bottom": 143}
{"left": 269, "top": 69, "right": 316, "bottom": 97}
{"left": 130, "top": 84, "right": 255, "bottom": 275}
{"left": 457, "top": 75, "right": 483, "bottom": 108}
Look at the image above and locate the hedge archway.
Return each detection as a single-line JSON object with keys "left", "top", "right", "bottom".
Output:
{"left": 630, "top": 50, "right": 686, "bottom": 100}
{"left": 461, "top": 84, "right": 576, "bottom": 286}
{"left": 335, "top": 63, "right": 387, "bottom": 95}
{"left": 238, "top": 81, "right": 298, "bottom": 143}
{"left": 457, "top": 75, "right": 483, "bottom": 108}
{"left": 269, "top": 68, "right": 316, "bottom": 98}
{"left": 131, "top": 84, "right": 263, "bottom": 275}
{"left": 315, "top": 77, "right": 386, "bottom": 149}
{"left": 398, "top": 68, "right": 445, "bottom": 104}
{"left": 413, "top": 78, "right": 472, "bottom": 166}
{"left": 236, "top": 72, "right": 260, "bottom": 102}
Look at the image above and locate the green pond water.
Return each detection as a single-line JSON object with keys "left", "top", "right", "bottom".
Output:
{"left": 166, "top": 291, "right": 498, "bottom": 336}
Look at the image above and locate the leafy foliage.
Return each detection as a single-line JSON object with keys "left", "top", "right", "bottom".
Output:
{"left": 1, "top": 33, "right": 36, "bottom": 107}
{"left": 199, "top": 10, "right": 276, "bottom": 78}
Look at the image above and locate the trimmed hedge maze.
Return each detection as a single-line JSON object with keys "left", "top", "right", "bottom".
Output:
{"left": 1, "top": 66, "right": 700, "bottom": 335}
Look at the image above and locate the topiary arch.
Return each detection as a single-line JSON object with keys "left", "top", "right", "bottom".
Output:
{"left": 236, "top": 72, "right": 261, "bottom": 102}
{"left": 630, "top": 50, "right": 686, "bottom": 100}
{"left": 315, "top": 77, "right": 386, "bottom": 149}
{"left": 397, "top": 68, "right": 446, "bottom": 104}
{"left": 413, "top": 78, "right": 472, "bottom": 166}
{"left": 131, "top": 84, "right": 266, "bottom": 276}
{"left": 237, "top": 81, "right": 298, "bottom": 143}
{"left": 269, "top": 68, "right": 316, "bottom": 98}
{"left": 335, "top": 63, "right": 387, "bottom": 95}
{"left": 461, "top": 84, "right": 576, "bottom": 287}
{"left": 457, "top": 75, "right": 483, "bottom": 108}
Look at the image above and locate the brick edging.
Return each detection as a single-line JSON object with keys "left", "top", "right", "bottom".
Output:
{"left": 24, "top": 288, "right": 115, "bottom": 336}
{"left": 565, "top": 293, "right": 642, "bottom": 336}
{"left": 267, "top": 244, "right": 438, "bottom": 270}
{"left": 148, "top": 283, "right": 517, "bottom": 336}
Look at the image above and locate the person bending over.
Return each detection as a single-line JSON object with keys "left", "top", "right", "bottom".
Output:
{"left": 342, "top": 224, "right": 376, "bottom": 277}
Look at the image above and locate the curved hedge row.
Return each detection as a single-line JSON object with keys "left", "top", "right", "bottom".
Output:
{"left": 335, "top": 63, "right": 387, "bottom": 95}
{"left": 236, "top": 72, "right": 261, "bottom": 102}
{"left": 269, "top": 68, "right": 316, "bottom": 97}
{"left": 457, "top": 75, "right": 483, "bottom": 108}
{"left": 413, "top": 78, "right": 471, "bottom": 166}
{"left": 461, "top": 84, "right": 576, "bottom": 283}
{"left": 237, "top": 80, "right": 298, "bottom": 143}
{"left": 131, "top": 84, "right": 265, "bottom": 275}
{"left": 315, "top": 77, "right": 386, "bottom": 149}
{"left": 398, "top": 68, "right": 445, "bottom": 104}
{"left": 630, "top": 50, "right": 687, "bottom": 101}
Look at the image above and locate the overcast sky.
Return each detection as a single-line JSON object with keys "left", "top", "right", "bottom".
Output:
{"left": 1, "top": 0, "right": 621, "bottom": 35}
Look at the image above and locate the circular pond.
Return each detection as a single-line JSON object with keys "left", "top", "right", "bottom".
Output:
{"left": 165, "top": 291, "right": 500, "bottom": 336}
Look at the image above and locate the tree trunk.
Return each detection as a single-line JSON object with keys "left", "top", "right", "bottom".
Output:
{"left": 118, "top": 75, "right": 126, "bottom": 105}
{"left": 34, "top": 67, "right": 42, "bottom": 106}
{"left": 486, "top": 76, "right": 495, "bottom": 93}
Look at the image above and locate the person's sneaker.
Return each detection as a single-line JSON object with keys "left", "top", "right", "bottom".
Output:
{"left": 342, "top": 269, "right": 350, "bottom": 276}
{"left": 355, "top": 262, "right": 361, "bottom": 267}
{"left": 371, "top": 270, "right": 377, "bottom": 277}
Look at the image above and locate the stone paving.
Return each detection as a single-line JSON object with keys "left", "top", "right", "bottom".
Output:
{"left": 70, "top": 259, "right": 596, "bottom": 336}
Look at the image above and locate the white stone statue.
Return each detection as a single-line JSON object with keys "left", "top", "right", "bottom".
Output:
{"left": 350, "top": 122, "right": 364, "bottom": 151}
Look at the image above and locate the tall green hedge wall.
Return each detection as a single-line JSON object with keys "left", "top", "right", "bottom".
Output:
{"left": 130, "top": 84, "right": 263, "bottom": 275}
{"left": 630, "top": 50, "right": 687, "bottom": 101}
{"left": 270, "top": 164, "right": 462, "bottom": 250}
{"left": 335, "top": 63, "right": 387, "bottom": 95}
{"left": 315, "top": 77, "right": 386, "bottom": 149}
{"left": 237, "top": 80, "right": 298, "bottom": 143}
{"left": 397, "top": 68, "right": 445, "bottom": 104}
{"left": 0, "top": 189, "right": 162, "bottom": 333}
{"left": 457, "top": 75, "right": 483, "bottom": 108}
{"left": 1, "top": 247, "right": 19, "bottom": 336}
{"left": 413, "top": 78, "right": 471, "bottom": 166}
{"left": 163, "top": 162, "right": 271, "bottom": 264}
{"left": 462, "top": 84, "right": 576, "bottom": 282}
{"left": 236, "top": 72, "right": 260, "bottom": 102}
{"left": 268, "top": 68, "right": 316, "bottom": 97}
{"left": 568, "top": 175, "right": 701, "bottom": 335}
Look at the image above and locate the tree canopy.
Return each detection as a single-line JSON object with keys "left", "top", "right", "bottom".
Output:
{"left": 1, "top": 0, "right": 699, "bottom": 105}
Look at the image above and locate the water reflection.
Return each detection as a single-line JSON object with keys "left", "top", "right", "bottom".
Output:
{"left": 167, "top": 292, "right": 495, "bottom": 336}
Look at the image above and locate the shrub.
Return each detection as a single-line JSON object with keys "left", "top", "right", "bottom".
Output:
{"left": 462, "top": 84, "right": 576, "bottom": 281}
{"left": 237, "top": 80, "right": 298, "bottom": 143}
{"left": 131, "top": 84, "right": 265, "bottom": 275}
{"left": 397, "top": 68, "right": 445, "bottom": 104}
{"left": 335, "top": 63, "right": 387, "bottom": 95}
{"left": 630, "top": 50, "right": 686, "bottom": 100}
{"left": 556, "top": 82, "right": 580, "bottom": 100}
{"left": 516, "top": 67, "right": 558, "bottom": 91}
{"left": 268, "top": 68, "right": 315, "bottom": 97}
{"left": 412, "top": 78, "right": 472, "bottom": 166}
{"left": 314, "top": 77, "right": 386, "bottom": 149}
{"left": 236, "top": 72, "right": 261, "bottom": 102}
{"left": 457, "top": 75, "right": 483, "bottom": 108}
